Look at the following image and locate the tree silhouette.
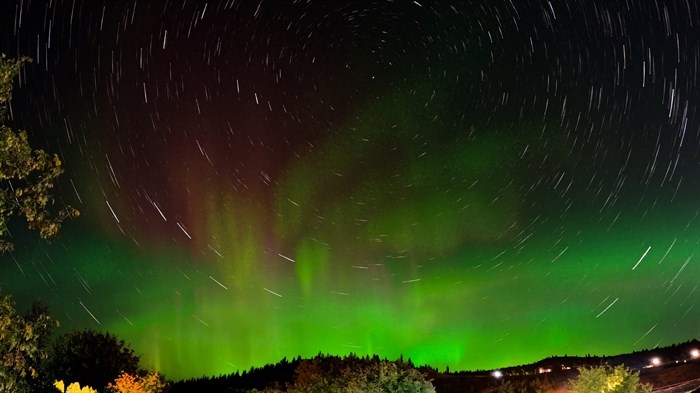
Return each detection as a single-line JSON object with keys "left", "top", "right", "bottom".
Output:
{"left": 48, "top": 330, "right": 141, "bottom": 391}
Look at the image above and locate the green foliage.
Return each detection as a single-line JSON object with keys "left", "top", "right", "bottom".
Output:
{"left": 0, "top": 293, "right": 58, "bottom": 393}
{"left": 569, "top": 365, "right": 652, "bottom": 393}
{"left": 0, "top": 54, "right": 25, "bottom": 120}
{"left": 48, "top": 329, "right": 141, "bottom": 391}
{"left": 0, "top": 54, "right": 78, "bottom": 253}
{"left": 342, "top": 361, "right": 436, "bottom": 393}
{"left": 252, "top": 356, "right": 435, "bottom": 393}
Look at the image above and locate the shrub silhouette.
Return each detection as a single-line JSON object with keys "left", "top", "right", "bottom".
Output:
{"left": 48, "top": 330, "right": 140, "bottom": 391}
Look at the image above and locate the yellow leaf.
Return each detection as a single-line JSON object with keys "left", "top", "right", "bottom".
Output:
{"left": 66, "top": 382, "right": 82, "bottom": 393}
{"left": 54, "top": 380, "right": 65, "bottom": 392}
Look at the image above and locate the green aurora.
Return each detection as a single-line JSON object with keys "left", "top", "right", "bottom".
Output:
{"left": 1, "top": 0, "right": 699, "bottom": 381}
{"left": 4, "top": 208, "right": 697, "bottom": 379}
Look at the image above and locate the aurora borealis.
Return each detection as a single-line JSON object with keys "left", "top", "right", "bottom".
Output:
{"left": 1, "top": 0, "right": 699, "bottom": 380}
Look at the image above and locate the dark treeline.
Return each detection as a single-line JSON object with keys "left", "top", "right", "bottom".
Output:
{"left": 169, "top": 353, "right": 429, "bottom": 393}
{"left": 169, "top": 356, "right": 299, "bottom": 393}
{"left": 431, "top": 339, "right": 700, "bottom": 393}
{"left": 167, "top": 339, "right": 700, "bottom": 393}
{"left": 494, "top": 338, "right": 700, "bottom": 376}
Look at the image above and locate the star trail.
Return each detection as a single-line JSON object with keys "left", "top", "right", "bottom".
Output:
{"left": 1, "top": 0, "right": 699, "bottom": 380}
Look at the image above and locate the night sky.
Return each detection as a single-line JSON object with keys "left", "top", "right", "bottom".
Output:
{"left": 1, "top": 0, "right": 699, "bottom": 380}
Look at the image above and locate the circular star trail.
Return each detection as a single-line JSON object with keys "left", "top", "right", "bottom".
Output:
{"left": 1, "top": 0, "right": 699, "bottom": 380}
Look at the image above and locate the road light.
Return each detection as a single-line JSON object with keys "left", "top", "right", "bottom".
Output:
{"left": 691, "top": 349, "right": 700, "bottom": 359}
{"left": 492, "top": 370, "right": 503, "bottom": 379}
{"left": 650, "top": 357, "right": 661, "bottom": 366}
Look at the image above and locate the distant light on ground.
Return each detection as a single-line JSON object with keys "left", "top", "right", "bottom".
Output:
{"left": 691, "top": 349, "right": 700, "bottom": 359}
{"left": 650, "top": 357, "right": 662, "bottom": 366}
{"left": 492, "top": 370, "right": 503, "bottom": 379}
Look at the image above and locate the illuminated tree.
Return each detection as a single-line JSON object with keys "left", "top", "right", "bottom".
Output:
{"left": 569, "top": 365, "right": 652, "bottom": 393}
{"left": 290, "top": 358, "right": 335, "bottom": 393}
{"left": 0, "top": 53, "right": 78, "bottom": 253}
{"left": 252, "top": 357, "right": 435, "bottom": 393}
{"left": 107, "top": 371, "right": 168, "bottom": 393}
{"left": 49, "top": 330, "right": 140, "bottom": 391}
{"left": 341, "top": 361, "right": 436, "bottom": 393}
{"left": 0, "top": 293, "right": 58, "bottom": 393}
